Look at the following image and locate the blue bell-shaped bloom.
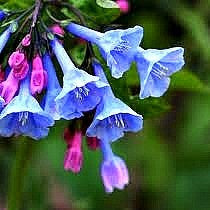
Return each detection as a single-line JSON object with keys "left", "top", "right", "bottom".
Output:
{"left": 42, "top": 53, "right": 62, "bottom": 120}
{"left": 0, "top": 72, "right": 54, "bottom": 140}
{"left": 67, "top": 23, "right": 143, "bottom": 78}
{"left": 51, "top": 38, "right": 108, "bottom": 120}
{"left": 135, "top": 47, "right": 185, "bottom": 99}
{"left": 86, "top": 60, "right": 143, "bottom": 142}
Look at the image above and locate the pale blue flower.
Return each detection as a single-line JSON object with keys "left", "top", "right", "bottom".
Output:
{"left": 67, "top": 23, "right": 143, "bottom": 78}
{"left": 86, "top": 60, "right": 143, "bottom": 142}
{"left": 135, "top": 47, "right": 185, "bottom": 99}
{"left": 51, "top": 38, "right": 108, "bottom": 120}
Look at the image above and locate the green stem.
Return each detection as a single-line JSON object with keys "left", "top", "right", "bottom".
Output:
{"left": 7, "top": 138, "right": 33, "bottom": 210}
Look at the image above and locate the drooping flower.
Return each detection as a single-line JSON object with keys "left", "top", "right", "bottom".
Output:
{"left": 66, "top": 23, "right": 143, "bottom": 78}
{"left": 30, "top": 54, "right": 47, "bottom": 95}
{"left": 42, "top": 53, "right": 61, "bottom": 120}
{"left": 100, "top": 140, "right": 129, "bottom": 193}
{"left": 51, "top": 38, "right": 108, "bottom": 120}
{"left": 135, "top": 47, "right": 185, "bottom": 99}
{"left": 0, "top": 70, "right": 20, "bottom": 105}
{"left": 86, "top": 60, "right": 143, "bottom": 142}
{"left": 64, "top": 129, "right": 83, "bottom": 173}
{"left": 0, "top": 10, "right": 7, "bottom": 22}
{"left": 0, "top": 73, "right": 54, "bottom": 140}
{"left": 8, "top": 50, "right": 29, "bottom": 80}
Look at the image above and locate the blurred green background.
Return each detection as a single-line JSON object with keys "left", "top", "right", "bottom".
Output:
{"left": 1, "top": 0, "right": 210, "bottom": 209}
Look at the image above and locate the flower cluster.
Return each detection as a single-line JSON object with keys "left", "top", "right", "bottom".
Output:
{"left": 0, "top": 1, "right": 184, "bottom": 194}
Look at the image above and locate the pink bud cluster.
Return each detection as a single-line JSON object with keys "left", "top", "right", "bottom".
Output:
{"left": 0, "top": 33, "right": 48, "bottom": 106}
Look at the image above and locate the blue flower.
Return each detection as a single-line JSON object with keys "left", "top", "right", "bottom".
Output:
{"left": 86, "top": 60, "right": 143, "bottom": 142}
{"left": 0, "top": 27, "right": 12, "bottom": 54}
{"left": 0, "top": 73, "right": 54, "bottom": 140}
{"left": 66, "top": 23, "right": 143, "bottom": 78}
{"left": 0, "top": 10, "right": 7, "bottom": 22}
{"left": 100, "top": 140, "right": 129, "bottom": 193}
{"left": 135, "top": 47, "right": 185, "bottom": 99}
{"left": 42, "top": 53, "right": 62, "bottom": 120}
{"left": 51, "top": 38, "right": 108, "bottom": 120}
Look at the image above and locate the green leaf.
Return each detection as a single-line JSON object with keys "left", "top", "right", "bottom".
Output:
{"left": 67, "top": 0, "right": 120, "bottom": 26}
{"left": 96, "top": 0, "right": 119, "bottom": 9}
{"left": 170, "top": 70, "right": 210, "bottom": 93}
{"left": 128, "top": 96, "right": 171, "bottom": 118}
{"left": 0, "top": 0, "right": 33, "bottom": 10}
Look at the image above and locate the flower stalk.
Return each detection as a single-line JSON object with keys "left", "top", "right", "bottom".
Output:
{"left": 7, "top": 138, "right": 33, "bottom": 210}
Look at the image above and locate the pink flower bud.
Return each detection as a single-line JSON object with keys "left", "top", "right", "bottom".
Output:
{"left": 21, "top": 34, "right": 31, "bottom": 47}
{"left": 116, "top": 0, "right": 130, "bottom": 13}
{"left": 50, "top": 24, "right": 65, "bottom": 37}
{"left": 86, "top": 136, "right": 100, "bottom": 150}
{"left": 8, "top": 51, "right": 25, "bottom": 69}
{"left": 64, "top": 147, "right": 83, "bottom": 173}
{"left": 0, "top": 71, "right": 19, "bottom": 105}
{"left": 30, "top": 55, "right": 47, "bottom": 95}
{"left": 8, "top": 51, "right": 29, "bottom": 80}
{"left": 63, "top": 131, "right": 83, "bottom": 173}
{"left": 12, "top": 60, "right": 29, "bottom": 80}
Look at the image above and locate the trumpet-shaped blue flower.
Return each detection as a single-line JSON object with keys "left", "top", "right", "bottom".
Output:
{"left": 135, "top": 47, "right": 185, "bottom": 99}
{"left": 100, "top": 140, "right": 129, "bottom": 193}
{"left": 0, "top": 11, "right": 7, "bottom": 22}
{"left": 86, "top": 60, "right": 143, "bottom": 142}
{"left": 0, "top": 73, "right": 54, "bottom": 140}
{"left": 42, "top": 53, "right": 61, "bottom": 120}
{"left": 67, "top": 23, "right": 143, "bottom": 78}
{"left": 51, "top": 39, "right": 108, "bottom": 120}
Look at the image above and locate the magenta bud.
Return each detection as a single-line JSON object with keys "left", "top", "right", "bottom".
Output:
{"left": 30, "top": 55, "right": 47, "bottom": 95}
{"left": 0, "top": 71, "right": 19, "bottom": 105}
{"left": 12, "top": 61, "right": 29, "bottom": 80}
{"left": 21, "top": 34, "right": 31, "bottom": 47}
{"left": 63, "top": 131, "right": 83, "bottom": 173}
{"left": 50, "top": 24, "right": 65, "bottom": 37}
{"left": 86, "top": 136, "right": 100, "bottom": 150}
{"left": 8, "top": 51, "right": 25, "bottom": 69}
{"left": 116, "top": 0, "right": 130, "bottom": 13}
{"left": 64, "top": 147, "right": 83, "bottom": 173}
